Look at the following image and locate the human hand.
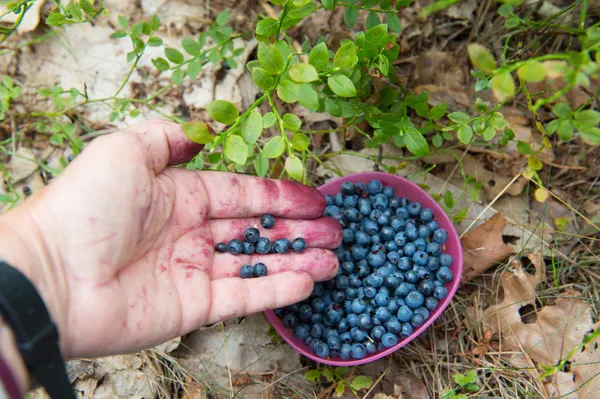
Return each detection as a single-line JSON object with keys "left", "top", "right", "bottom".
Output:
{"left": 0, "top": 120, "right": 341, "bottom": 359}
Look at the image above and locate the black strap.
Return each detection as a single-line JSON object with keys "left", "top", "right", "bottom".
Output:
{"left": 0, "top": 260, "right": 75, "bottom": 399}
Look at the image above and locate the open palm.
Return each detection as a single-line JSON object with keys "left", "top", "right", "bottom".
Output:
{"left": 13, "top": 120, "right": 341, "bottom": 359}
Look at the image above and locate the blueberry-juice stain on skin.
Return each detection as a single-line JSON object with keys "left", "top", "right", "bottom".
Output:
{"left": 274, "top": 179, "right": 455, "bottom": 360}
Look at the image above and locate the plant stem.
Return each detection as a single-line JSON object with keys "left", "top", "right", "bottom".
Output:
{"left": 0, "top": 1, "right": 33, "bottom": 44}
{"left": 337, "top": 2, "right": 398, "bottom": 14}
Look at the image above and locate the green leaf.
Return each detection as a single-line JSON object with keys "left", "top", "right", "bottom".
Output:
{"left": 491, "top": 71, "right": 516, "bottom": 101}
{"left": 152, "top": 57, "right": 170, "bottom": 71}
{"left": 255, "top": 17, "right": 279, "bottom": 37}
{"left": 350, "top": 375, "right": 373, "bottom": 391}
{"left": 454, "top": 373, "right": 468, "bottom": 386}
{"left": 528, "top": 156, "right": 543, "bottom": 171}
{"left": 165, "top": 47, "right": 184, "bottom": 64}
{"left": 483, "top": 126, "right": 496, "bottom": 141}
{"left": 379, "top": 55, "right": 390, "bottom": 76}
{"left": 148, "top": 36, "right": 163, "bottom": 46}
{"left": 517, "top": 60, "right": 546, "bottom": 83}
{"left": 309, "top": 42, "right": 329, "bottom": 71}
{"left": 263, "top": 112, "right": 277, "bottom": 128}
{"left": 467, "top": 44, "right": 496, "bottom": 74}
{"left": 429, "top": 103, "right": 447, "bottom": 120}
{"left": 335, "top": 382, "right": 345, "bottom": 396}
{"left": 207, "top": 152, "right": 221, "bottom": 164}
{"left": 215, "top": 10, "right": 229, "bottom": 25}
{"left": 277, "top": 80, "right": 299, "bottom": 103}
{"left": 285, "top": 156, "right": 304, "bottom": 181}
{"left": 328, "top": 75, "right": 356, "bottom": 97}
{"left": 516, "top": 140, "right": 532, "bottom": 154}
{"left": 172, "top": 68, "right": 184, "bottom": 84}
{"left": 252, "top": 67, "right": 276, "bottom": 90}
{"left": 365, "top": 24, "right": 389, "bottom": 50}
{"left": 131, "top": 22, "right": 144, "bottom": 38}
{"left": 150, "top": 15, "right": 161, "bottom": 31}
{"left": 334, "top": 366, "right": 349, "bottom": 378}
{"left": 505, "top": 16, "right": 520, "bottom": 29}
{"left": 254, "top": 152, "right": 269, "bottom": 177}
{"left": 322, "top": 0, "right": 336, "bottom": 10}
{"left": 110, "top": 31, "right": 128, "bottom": 39}
{"left": 557, "top": 120, "right": 574, "bottom": 141}
{"left": 325, "top": 99, "right": 342, "bottom": 117}
{"left": 366, "top": 12, "right": 380, "bottom": 30}
{"left": 448, "top": 112, "right": 470, "bottom": 125}
{"left": 0, "top": 193, "right": 15, "bottom": 203}
{"left": 575, "top": 110, "right": 600, "bottom": 130}
{"left": 334, "top": 41, "right": 356, "bottom": 69}
{"left": 457, "top": 125, "right": 473, "bottom": 144}
{"left": 444, "top": 190, "right": 454, "bottom": 209}
{"left": 387, "top": 14, "right": 401, "bottom": 33}
{"left": 304, "top": 369, "right": 321, "bottom": 382}
{"left": 64, "top": 2, "right": 83, "bottom": 20}
{"left": 343, "top": 7, "right": 358, "bottom": 28}
{"left": 292, "top": 133, "right": 310, "bottom": 151}
{"left": 498, "top": 4, "right": 513, "bottom": 18}
{"left": 182, "top": 38, "right": 201, "bottom": 56}
{"left": 224, "top": 135, "right": 248, "bottom": 165}
{"left": 552, "top": 103, "right": 571, "bottom": 119}
{"left": 45, "top": 11, "right": 65, "bottom": 26}
{"left": 263, "top": 136, "right": 286, "bottom": 158}
{"left": 289, "top": 63, "right": 319, "bottom": 83}
{"left": 283, "top": 113, "right": 302, "bottom": 131}
{"left": 207, "top": 100, "right": 239, "bottom": 124}
{"left": 322, "top": 367, "right": 334, "bottom": 382}
{"left": 404, "top": 127, "right": 429, "bottom": 157}
{"left": 187, "top": 59, "right": 202, "bottom": 79}
{"left": 242, "top": 111, "right": 263, "bottom": 144}
{"left": 432, "top": 135, "right": 443, "bottom": 147}
{"left": 580, "top": 127, "right": 600, "bottom": 145}
{"left": 79, "top": 0, "right": 95, "bottom": 14}
{"left": 464, "top": 370, "right": 478, "bottom": 384}
{"left": 258, "top": 43, "right": 284, "bottom": 74}
{"left": 182, "top": 121, "right": 214, "bottom": 144}
{"left": 118, "top": 15, "right": 129, "bottom": 29}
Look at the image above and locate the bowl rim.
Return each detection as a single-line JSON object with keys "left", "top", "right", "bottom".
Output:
{"left": 264, "top": 171, "right": 464, "bottom": 366}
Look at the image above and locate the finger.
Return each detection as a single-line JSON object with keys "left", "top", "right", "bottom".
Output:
{"left": 210, "top": 249, "right": 339, "bottom": 281}
{"left": 199, "top": 171, "right": 325, "bottom": 219}
{"left": 90, "top": 119, "right": 204, "bottom": 174}
{"left": 209, "top": 217, "right": 342, "bottom": 249}
{"left": 205, "top": 271, "right": 313, "bottom": 324}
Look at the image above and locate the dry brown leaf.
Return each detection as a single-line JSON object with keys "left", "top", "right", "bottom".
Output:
{"left": 460, "top": 211, "right": 515, "bottom": 282}
{"left": 412, "top": 51, "right": 465, "bottom": 87}
{"left": 180, "top": 376, "right": 207, "bottom": 399}
{"left": 393, "top": 373, "right": 430, "bottom": 399}
{"left": 414, "top": 84, "right": 470, "bottom": 110}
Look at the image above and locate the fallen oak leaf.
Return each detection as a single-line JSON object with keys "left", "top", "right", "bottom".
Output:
{"left": 460, "top": 211, "right": 515, "bottom": 283}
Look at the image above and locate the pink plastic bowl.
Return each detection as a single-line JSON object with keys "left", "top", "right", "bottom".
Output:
{"left": 264, "top": 172, "right": 463, "bottom": 366}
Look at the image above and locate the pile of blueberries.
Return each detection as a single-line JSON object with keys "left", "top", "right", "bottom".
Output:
{"left": 274, "top": 180, "right": 455, "bottom": 361}
{"left": 215, "top": 214, "right": 307, "bottom": 278}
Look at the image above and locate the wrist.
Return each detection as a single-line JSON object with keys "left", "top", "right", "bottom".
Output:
{"left": 0, "top": 204, "right": 70, "bottom": 357}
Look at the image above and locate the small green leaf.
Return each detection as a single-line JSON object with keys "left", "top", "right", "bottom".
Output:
{"left": 263, "top": 136, "right": 286, "bottom": 158}
{"left": 432, "top": 135, "right": 443, "bottom": 147}
{"left": 182, "top": 38, "right": 201, "bottom": 56}
{"left": 366, "top": 12, "right": 380, "bottom": 30}
{"left": 148, "top": 36, "right": 163, "bottom": 46}
{"left": 277, "top": 80, "right": 299, "bottom": 103}
{"left": 0, "top": 194, "right": 15, "bottom": 203}
{"left": 118, "top": 14, "right": 129, "bottom": 29}
{"left": 575, "top": 110, "right": 600, "bottom": 130}
{"left": 379, "top": 55, "right": 390, "bottom": 76}
{"left": 552, "top": 103, "right": 571, "bottom": 118}
{"left": 453, "top": 208, "right": 468, "bottom": 223}
{"left": 448, "top": 112, "right": 470, "bottom": 125}
{"left": 322, "top": 0, "right": 336, "bottom": 10}
{"left": 404, "top": 127, "right": 429, "bottom": 157}
{"left": 283, "top": 113, "right": 302, "bottom": 131}
{"left": 498, "top": 4, "right": 513, "bottom": 18}
{"left": 182, "top": 121, "right": 214, "bottom": 144}
{"left": 365, "top": 24, "right": 389, "bottom": 50}
{"left": 491, "top": 71, "right": 516, "bottom": 101}
{"left": 207, "top": 100, "right": 239, "bottom": 124}
{"left": 483, "top": 126, "right": 496, "bottom": 141}
{"left": 343, "top": 7, "right": 358, "bottom": 28}
{"left": 464, "top": 370, "right": 478, "bottom": 384}
{"left": 242, "top": 111, "right": 263, "bottom": 144}
{"left": 255, "top": 17, "right": 279, "bottom": 37}
{"left": 505, "top": 16, "right": 520, "bottom": 29}
{"left": 224, "top": 135, "right": 248, "bottom": 165}
{"left": 66, "top": 2, "right": 84, "bottom": 20}
{"left": 454, "top": 373, "right": 468, "bottom": 386}
{"left": 304, "top": 369, "right": 321, "bottom": 382}
{"left": 298, "top": 84, "right": 320, "bottom": 110}
{"left": 322, "top": 367, "right": 334, "bottom": 382}
{"left": 152, "top": 57, "right": 170, "bottom": 71}
{"left": 292, "top": 133, "right": 310, "bottom": 151}
{"left": 45, "top": 12, "right": 66, "bottom": 26}
{"left": 580, "top": 127, "right": 600, "bottom": 145}
{"left": 325, "top": 99, "right": 342, "bottom": 117}
{"left": 335, "top": 381, "right": 345, "bottom": 396}
{"left": 215, "top": 10, "right": 229, "bottom": 25}
{"left": 285, "top": 156, "right": 304, "bottom": 181}
{"left": 328, "top": 75, "right": 357, "bottom": 97}
{"left": 457, "top": 125, "right": 473, "bottom": 144}
{"left": 110, "top": 31, "right": 128, "bottom": 39}
{"left": 429, "top": 103, "right": 447, "bottom": 120}
{"left": 516, "top": 140, "right": 532, "bottom": 155}
{"left": 334, "top": 366, "right": 349, "bottom": 378}
{"left": 528, "top": 156, "right": 543, "bottom": 171}
{"left": 387, "top": 14, "right": 401, "bottom": 32}
{"left": 263, "top": 112, "right": 277, "bottom": 128}
{"left": 467, "top": 44, "right": 496, "bottom": 74}
{"left": 289, "top": 63, "right": 319, "bottom": 83}
{"left": 334, "top": 41, "right": 357, "bottom": 69}
{"left": 131, "top": 22, "right": 144, "bottom": 38}
{"left": 254, "top": 152, "right": 269, "bottom": 177}
{"left": 444, "top": 190, "right": 454, "bottom": 209}
{"left": 350, "top": 375, "right": 373, "bottom": 391}
{"left": 309, "top": 42, "right": 329, "bottom": 71}
{"left": 187, "top": 59, "right": 202, "bottom": 79}
{"left": 258, "top": 43, "right": 284, "bottom": 74}
{"left": 172, "top": 68, "right": 184, "bottom": 84}
{"left": 557, "top": 120, "right": 574, "bottom": 141}
{"left": 79, "top": 0, "right": 95, "bottom": 14}
{"left": 517, "top": 60, "right": 546, "bottom": 83}
{"left": 165, "top": 47, "right": 184, "bottom": 64}
{"left": 150, "top": 15, "right": 161, "bottom": 31}
{"left": 252, "top": 67, "right": 276, "bottom": 90}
